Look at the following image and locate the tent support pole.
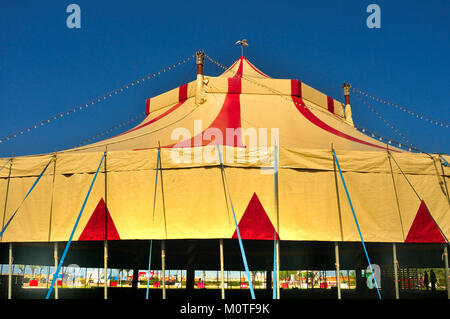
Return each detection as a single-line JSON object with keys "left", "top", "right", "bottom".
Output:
{"left": 393, "top": 243, "right": 400, "bottom": 299}
{"left": 162, "top": 240, "right": 166, "bottom": 299}
{"left": 219, "top": 239, "right": 225, "bottom": 299}
{"left": 334, "top": 242, "right": 341, "bottom": 299}
{"left": 104, "top": 240, "right": 108, "bottom": 299}
{"left": 8, "top": 242, "right": 12, "bottom": 299}
{"left": 276, "top": 240, "right": 280, "bottom": 299}
{"left": 444, "top": 244, "right": 450, "bottom": 299}
{"left": 54, "top": 242, "right": 58, "bottom": 299}
{"left": 274, "top": 144, "right": 280, "bottom": 299}
{"left": 103, "top": 148, "right": 108, "bottom": 300}
{"left": 388, "top": 152, "right": 405, "bottom": 240}
{"left": 331, "top": 145, "right": 344, "bottom": 241}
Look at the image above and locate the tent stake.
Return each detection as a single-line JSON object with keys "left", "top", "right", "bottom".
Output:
{"left": 219, "top": 239, "right": 225, "bottom": 299}
{"left": 334, "top": 242, "right": 341, "bottom": 299}
{"left": 444, "top": 244, "right": 450, "bottom": 299}
{"left": 393, "top": 243, "right": 400, "bottom": 299}
{"left": 54, "top": 242, "right": 58, "bottom": 299}
{"left": 162, "top": 240, "right": 166, "bottom": 299}
{"left": 8, "top": 242, "right": 12, "bottom": 299}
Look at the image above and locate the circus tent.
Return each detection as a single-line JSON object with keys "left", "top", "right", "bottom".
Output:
{"left": 0, "top": 52, "right": 449, "bottom": 246}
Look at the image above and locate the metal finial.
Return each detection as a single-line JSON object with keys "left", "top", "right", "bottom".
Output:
{"left": 235, "top": 39, "right": 248, "bottom": 57}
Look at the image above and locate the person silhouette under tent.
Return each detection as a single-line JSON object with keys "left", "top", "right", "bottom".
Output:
{"left": 424, "top": 271, "right": 429, "bottom": 291}
{"left": 430, "top": 269, "right": 437, "bottom": 292}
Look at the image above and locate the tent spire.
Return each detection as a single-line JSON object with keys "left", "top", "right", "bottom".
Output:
{"left": 343, "top": 82, "right": 354, "bottom": 126}
{"left": 235, "top": 39, "right": 248, "bottom": 57}
{"left": 195, "top": 51, "right": 206, "bottom": 105}
{"left": 196, "top": 50, "right": 205, "bottom": 75}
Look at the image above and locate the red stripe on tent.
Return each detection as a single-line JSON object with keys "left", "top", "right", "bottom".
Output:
{"left": 179, "top": 83, "right": 188, "bottom": 101}
{"left": 405, "top": 200, "right": 445, "bottom": 243}
{"left": 291, "top": 95, "right": 393, "bottom": 151}
{"left": 243, "top": 57, "right": 271, "bottom": 78}
{"left": 166, "top": 93, "right": 243, "bottom": 148}
{"left": 117, "top": 100, "right": 186, "bottom": 137}
{"left": 327, "top": 96, "right": 335, "bottom": 114}
{"left": 146, "top": 99, "right": 151, "bottom": 115}
{"left": 158, "top": 78, "right": 244, "bottom": 149}
{"left": 78, "top": 198, "right": 120, "bottom": 241}
{"left": 234, "top": 57, "right": 244, "bottom": 78}
{"left": 291, "top": 79, "right": 302, "bottom": 97}
{"left": 228, "top": 77, "right": 242, "bottom": 94}
{"left": 232, "top": 193, "right": 279, "bottom": 240}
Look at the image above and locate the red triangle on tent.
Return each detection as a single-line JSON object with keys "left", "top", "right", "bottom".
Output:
{"left": 78, "top": 198, "right": 121, "bottom": 241}
{"left": 232, "top": 193, "right": 280, "bottom": 240}
{"left": 405, "top": 200, "right": 445, "bottom": 243}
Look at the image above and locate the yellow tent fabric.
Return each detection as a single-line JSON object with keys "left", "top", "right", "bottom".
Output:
{"left": 0, "top": 57, "right": 448, "bottom": 243}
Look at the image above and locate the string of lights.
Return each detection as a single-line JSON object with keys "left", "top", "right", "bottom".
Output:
{"left": 72, "top": 112, "right": 146, "bottom": 148}
{"left": 0, "top": 55, "right": 195, "bottom": 145}
{"left": 353, "top": 91, "right": 419, "bottom": 150}
{"left": 353, "top": 126, "right": 419, "bottom": 152}
{"left": 352, "top": 87, "right": 449, "bottom": 129}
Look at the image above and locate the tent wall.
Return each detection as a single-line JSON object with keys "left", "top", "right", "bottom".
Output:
{"left": 0, "top": 147, "right": 448, "bottom": 243}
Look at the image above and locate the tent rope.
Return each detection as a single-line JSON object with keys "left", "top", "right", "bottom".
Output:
{"left": 332, "top": 149, "right": 382, "bottom": 299}
{"left": 0, "top": 159, "right": 11, "bottom": 173}
{"left": 0, "top": 55, "right": 195, "bottom": 145}
{"left": 45, "top": 152, "right": 106, "bottom": 299}
{"left": 216, "top": 145, "right": 256, "bottom": 299}
{"left": 0, "top": 156, "right": 55, "bottom": 238}
{"left": 388, "top": 151, "right": 450, "bottom": 245}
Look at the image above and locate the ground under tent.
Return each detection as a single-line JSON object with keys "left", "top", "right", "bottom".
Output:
{"left": 0, "top": 240, "right": 448, "bottom": 299}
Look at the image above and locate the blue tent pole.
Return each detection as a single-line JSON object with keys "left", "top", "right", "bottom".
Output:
{"left": 273, "top": 231, "right": 277, "bottom": 299}
{"left": 45, "top": 152, "right": 106, "bottom": 299}
{"left": 217, "top": 145, "right": 256, "bottom": 299}
{"left": 146, "top": 240, "right": 153, "bottom": 299}
{"left": 273, "top": 144, "right": 279, "bottom": 299}
{"left": 332, "top": 150, "right": 382, "bottom": 299}
{"left": 0, "top": 156, "right": 54, "bottom": 238}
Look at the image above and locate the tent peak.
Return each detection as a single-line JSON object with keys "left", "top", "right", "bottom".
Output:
{"left": 220, "top": 56, "right": 271, "bottom": 79}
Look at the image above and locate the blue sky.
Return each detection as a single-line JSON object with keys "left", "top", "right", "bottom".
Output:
{"left": 0, "top": 0, "right": 448, "bottom": 157}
